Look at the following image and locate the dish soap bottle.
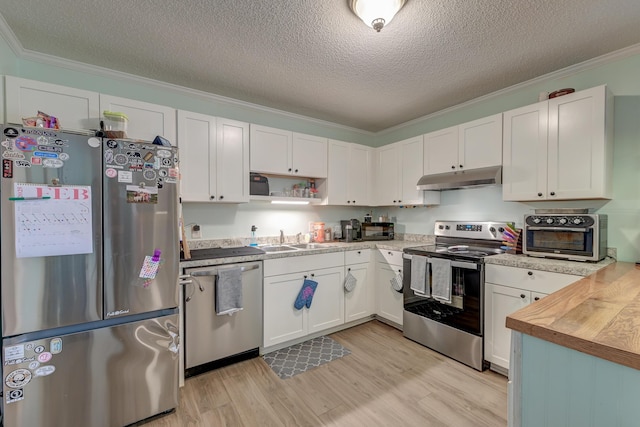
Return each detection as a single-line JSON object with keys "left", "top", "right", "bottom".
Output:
{"left": 250, "top": 225, "right": 258, "bottom": 247}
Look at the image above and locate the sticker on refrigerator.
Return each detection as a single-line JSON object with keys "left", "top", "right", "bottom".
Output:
{"left": 15, "top": 136, "right": 37, "bottom": 151}
{"left": 30, "top": 157, "right": 42, "bottom": 166}
{"left": 3, "top": 159, "right": 13, "bottom": 178}
{"left": 118, "top": 170, "right": 133, "bottom": 183}
{"left": 50, "top": 338, "right": 63, "bottom": 354}
{"left": 87, "top": 137, "right": 101, "bottom": 148}
{"left": 139, "top": 249, "right": 162, "bottom": 287}
{"left": 126, "top": 185, "right": 158, "bottom": 204}
{"left": 3, "top": 150, "right": 25, "bottom": 160}
{"left": 4, "top": 345, "right": 25, "bottom": 362}
{"left": 5, "top": 368, "right": 32, "bottom": 388}
{"left": 3, "top": 127, "right": 19, "bottom": 138}
{"left": 34, "top": 365, "right": 56, "bottom": 377}
{"left": 37, "top": 352, "right": 52, "bottom": 363}
{"left": 6, "top": 388, "right": 24, "bottom": 404}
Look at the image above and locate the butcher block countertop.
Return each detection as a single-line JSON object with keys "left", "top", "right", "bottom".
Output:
{"left": 506, "top": 262, "right": 640, "bottom": 370}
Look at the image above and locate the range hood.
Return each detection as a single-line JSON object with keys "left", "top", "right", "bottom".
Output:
{"left": 416, "top": 166, "right": 502, "bottom": 191}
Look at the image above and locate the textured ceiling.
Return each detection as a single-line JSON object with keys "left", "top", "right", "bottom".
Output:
{"left": 2, "top": 0, "right": 640, "bottom": 132}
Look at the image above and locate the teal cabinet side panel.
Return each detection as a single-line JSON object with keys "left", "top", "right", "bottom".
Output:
{"left": 521, "top": 335, "right": 640, "bottom": 427}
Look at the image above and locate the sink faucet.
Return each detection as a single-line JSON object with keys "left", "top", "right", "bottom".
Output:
{"left": 280, "top": 230, "right": 284, "bottom": 245}
{"left": 296, "top": 232, "right": 302, "bottom": 244}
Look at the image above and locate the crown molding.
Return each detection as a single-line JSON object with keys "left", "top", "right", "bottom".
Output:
{"left": 378, "top": 42, "right": 640, "bottom": 136}
{"left": 0, "top": 15, "right": 373, "bottom": 138}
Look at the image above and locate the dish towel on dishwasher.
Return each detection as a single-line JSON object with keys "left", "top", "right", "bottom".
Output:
{"left": 430, "top": 258, "right": 452, "bottom": 303}
{"left": 294, "top": 278, "right": 318, "bottom": 310}
{"left": 410, "top": 255, "right": 430, "bottom": 296}
{"left": 215, "top": 267, "right": 243, "bottom": 316}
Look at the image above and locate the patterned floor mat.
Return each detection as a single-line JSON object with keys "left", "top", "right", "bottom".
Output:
{"left": 263, "top": 336, "right": 351, "bottom": 379}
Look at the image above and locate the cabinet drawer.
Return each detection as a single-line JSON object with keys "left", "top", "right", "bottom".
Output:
{"left": 264, "top": 252, "right": 343, "bottom": 277}
{"left": 486, "top": 264, "right": 582, "bottom": 295}
{"left": 345, "top": 249, "right": 371, "bottom": 265}
{"left": 376, "top": 249, "right": 403, "bottom": 266}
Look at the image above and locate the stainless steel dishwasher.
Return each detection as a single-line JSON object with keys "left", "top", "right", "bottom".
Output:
{"left": 183, "top": 260, "right": 263, "bottom": 377}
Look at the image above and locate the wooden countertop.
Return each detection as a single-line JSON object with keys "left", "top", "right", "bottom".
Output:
{"left": 506, "top": 262, "right": 640, "bottom": 370}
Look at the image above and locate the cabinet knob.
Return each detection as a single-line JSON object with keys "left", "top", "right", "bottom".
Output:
{"left": 357, "top": 251, "right": 361, "bottom": 254}
{"left": 520, "top": 294, "right": 526, "bottom": 299}
{"left": 388, "top": 252, "right": 392, "bottom": 255}
{"left": 310, "top": 273, "right": 315, "bottom": 277}
{"left": 393, "top": 200, "right": 397, "bottom": 203}
{"left": 288, "top": 168, "right": 292, "bottom": 172}
{"left": 537, "top": 192, "right": 543, "bottom": 197}
{"left": 347, "top": 200, "right": 351, "bottom": 204}
{"left": 534, "top": 297, "right": 540, "bottom": 301}
{"left": 528, "top": 271, "right": 533, "bottom": 276}
{"left": 219, "top": 195, "right": 224, "bottom": 200}
{"left": 550, "top": 191, "right": 556, "bottom": 196}
{"left": 210, "top": 195, "right": 215, "bottom": 200}
{"left": 353, "top": 200, "right": 356, "bottom": 203}
{"left": 451, "top": 165, "right": 455, "bottom": 169}
{"left": 398, "top": 200, "right": 401, "bottom": 203}
{"left": 347, "top": 268, "right": 351, "bottom": 272}
{"left": 303, "top": 275, "right": 307, "bottom": 279}
{"left": 295, "top": 169, "right": 299, "bottom": 173}
{"left": 459, "top": 164, "right": 463, "bottom": 168}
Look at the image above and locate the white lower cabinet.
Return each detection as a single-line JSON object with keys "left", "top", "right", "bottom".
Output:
{"left": 484, "top": 264, "right": 581, "bottom": 372}
{"left": 375, "top": 250, "right": 404, "bottom": 327}
{"left": 344, "top": 249, "right": 374, "bottom": 323}
{"left": 263, "top": 253, "right": 344, "bottom": 348}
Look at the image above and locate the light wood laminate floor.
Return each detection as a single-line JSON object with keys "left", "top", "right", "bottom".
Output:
{"left": 145, "top": 320, "right": 507, "bottom": 427}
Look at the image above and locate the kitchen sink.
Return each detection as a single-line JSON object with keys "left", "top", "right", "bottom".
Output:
{"left": 288, "top": 243, "right": 335, "bottom": 249}
{"left": 260, "top": 245, "right": 299, "bottom": 253}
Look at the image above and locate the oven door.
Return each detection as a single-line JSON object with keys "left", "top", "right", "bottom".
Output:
{"left": 524, "top": 226, "right": 595, "bottom": 259}
{"left": 403, "top": 255, "right": 483, "bottom": 336}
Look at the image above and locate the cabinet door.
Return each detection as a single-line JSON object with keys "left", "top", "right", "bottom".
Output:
{"left": 348, "top": 143, "right": 372, "bottom": 206}
{"left": 177, "top": 110, "right": 215, "bottom": 202}
{"left": 100, "top": 95, "right": 177, "bottom": 144}
{"left": 5, "top": 76, "right": 100, "bottom": 131}
{"left": 459, "top": 113, "right": 503, "bottom": 170}
{"left": 548, "top": 85, "right": 610, "bottom": 200}
{"left": 250, "top": 124, "right": 292, "bottom": 175}
{"left": 326, "top": 140, "right": 350, "bottom": 205}
{"left": 263, "top": 272, "right": 307, "bottom": 347}
{"left": 345, "top": 263, "right": 373, "bottom": 323}
{"left": 485, "top": 283, "right": 530, "bottom": 371}
{"left": 399, "top": 136, "right": 425, "bottom": 205}
{"left": 375, "top": 263, "right": 404, "bottom": 326}
{"left": 216, "top": 118, "right": 249, "bottom": 203}
{"left": 423, "top": 125, "right": 459, "bottom": 175}
{"left": 375, "top": 143, "right": 400, "bottom": 205}
{"left": 502, "top": 102, "right": 548, "bottom": 201}
{"left": 292, "top": 133, "right": 327, "bottom": 178}
{"left": 307, "top": 267, "right": 345, "bottom": 334}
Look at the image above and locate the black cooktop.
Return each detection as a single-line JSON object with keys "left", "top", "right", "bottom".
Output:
{"left": 182, "top": 246, "right": 265, "bottom": 261}
{"left": 404, "top": 244, "right": 504, "bottom": 261}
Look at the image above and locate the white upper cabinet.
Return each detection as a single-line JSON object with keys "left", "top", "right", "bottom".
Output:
{"left": 503, "top": 85, "right": 613, "bottom": 201}
{"left": 99, "top": 94, "right": 177, "bottom": 145}
{"left": 376, "top": 137, "right": 440, "bottom": 206}
{"left": 325, "top": 140, "right": 373, "bottom": 206}
{"left": 5, "top": 76, "right": 100, "bottom": 131}
{"left": 424, "top": 114, "right": 502, "bottom": 175}
{"left": 249, "top": 124, "right": 327, "bottom": 178}
{"left": 177, "top": 110, "right": 249, "bottom": 203}
{"left": 424, "top": 126, "right": 459, "bottom": 175}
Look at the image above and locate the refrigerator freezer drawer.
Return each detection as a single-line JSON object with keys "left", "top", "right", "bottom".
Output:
{"left": 2, "top": 313, "right": 179, "bottom": 427}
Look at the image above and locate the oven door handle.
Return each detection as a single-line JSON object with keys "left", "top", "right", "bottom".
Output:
{"left": 450, "top": 260, "right": 479, "bottom": 270}
{"left": 526, "top": 226, "right": 586, "bottom": 232}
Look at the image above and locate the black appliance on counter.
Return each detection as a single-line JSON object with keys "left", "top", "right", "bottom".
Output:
{"left": 361, "top": 222, "right": 395, "bottom": 241}
{"left": 340, "top": 219, "right": 362, "bottom": 241}
{"left": 402, "top": 220, "right": 512, "bottom": 371}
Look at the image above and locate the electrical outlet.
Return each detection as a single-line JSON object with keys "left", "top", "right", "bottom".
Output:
{"left": 191, "top": 224, "right": 202, "bottom": 239}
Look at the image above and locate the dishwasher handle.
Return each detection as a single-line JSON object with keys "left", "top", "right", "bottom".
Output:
{"left": 190, "top": 263, "right": 261, "bottom": 277}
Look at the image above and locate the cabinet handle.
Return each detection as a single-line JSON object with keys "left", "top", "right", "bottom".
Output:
{"left": 393, "top": 200, "right": 397, "bottom": 203}
{"left": 451, "top": 165, "right": 455, "bottom": 169}
{"left": 210, "top": 195, "right": 215, "bottom": 200}
{"left": 347, "top": 200, "right": 351, "bottom": 204}
{"left": 303, "top": 275, "right": 307, "bottom": 279}
{"left": 388, "top": 252, "right": 392, "bottom": 255}
{"left": 520, "top": 294, "right": 526, "bottom": 299}
{"left": 288, "top": 168, "right": 292, "bottom": 172}
{"left": 353, "top": 200, "right": 356, "bottom": 203}
{"left": 537, "top": 192, "right": 543, "bottom": 197}
{"left": 528, "top": 271, "right": 533, "bottom": 276}
{"left": 534, "top": 297, "right": 540, "bottom": 301}
{"left": 550, "top": 191, "right": 556, "bottom": 196}
{"left": 357, "top": 251, "right": 361, "bottom": 254}
{"left": 459, "top": 164, "right": 463, "bottom": 168}
{"left": 219, "top": 195, "right": 224, "bottom": 200}
{"left": 310, "top": 273, "right": 315, "bottom": 277}
{"left": 295, "top": 169, "right": 299, "bottom": 173}
{"left": 347, "top": 268, "right": 351, "bottom": 272}
{"left": 398, "top": 200, "right": 402, "bottom": 203}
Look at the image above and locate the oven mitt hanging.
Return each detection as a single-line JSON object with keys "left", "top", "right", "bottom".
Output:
{"left": 344, "top": 270, "right": 357, "bottom": 293}
{"left": 390, "top": 270, "right": 403, "bottom": 293}
{"left": 294, "top": 278, "right": 318, "bottom": 310}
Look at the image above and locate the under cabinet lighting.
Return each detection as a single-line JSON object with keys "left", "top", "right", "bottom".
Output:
{"left": 271, "top": 200, "right": 310, "bottom": 205}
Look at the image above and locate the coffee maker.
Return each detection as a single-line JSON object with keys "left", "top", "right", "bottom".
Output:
{"left": 340, "top": 219, "right": 362, "bottom": 242}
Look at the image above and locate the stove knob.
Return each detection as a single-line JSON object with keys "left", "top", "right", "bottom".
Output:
{"left": 498, "top": 227, "right": 505, "bottom": 233}
{"left": 546, "top": 218, "right": 555, "bottom": 224}
{"left": 573, "top": 217, "right": 583, "bottom": 225}
{"left": 489, "top": 227, "right": 496, "bottom": 233}
{"left": 445, "top": 225, "right": 450, "bottom": 230}
{"left": 438, "top": 225, "right": 444, "bottom": 230}
{"left": 532, "top": 217, "right": 541, "bottom": 224}
{"left": 558, "top": 217, "right": 568, "bottom": 225}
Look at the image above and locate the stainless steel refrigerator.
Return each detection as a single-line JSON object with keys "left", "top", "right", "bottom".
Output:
{"left": 0, "top": 125, "right": 180, "bottom": 426}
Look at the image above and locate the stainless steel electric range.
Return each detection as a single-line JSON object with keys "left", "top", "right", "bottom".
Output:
{"left": 402, "top": 220, "right": 512, "bottom": 371}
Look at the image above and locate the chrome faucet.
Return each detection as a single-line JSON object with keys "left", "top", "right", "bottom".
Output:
{"left": 280, "top": 230, "right": 284, "bottom": 245}
{"left": 296, "top": 232, "right": 302, "bottom": 244}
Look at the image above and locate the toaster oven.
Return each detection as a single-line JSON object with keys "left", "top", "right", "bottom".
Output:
{"left": 361, "top": 222, "right": 394, "bottom": 241}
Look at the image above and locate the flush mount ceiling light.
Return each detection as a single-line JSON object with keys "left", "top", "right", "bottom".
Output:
{"left": 349, "top": 0, "right": 407, "bottom": 32}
